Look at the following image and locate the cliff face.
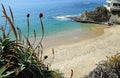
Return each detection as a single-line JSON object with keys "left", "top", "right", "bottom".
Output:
{"left": 78, "top": 6, "right": 111, "bottom": 23}
{"left": 82, "top": 6, "right": 110, "bottom": 22}
{"left": 69, "top": 6, "right": 111, "bottom": 24}
{"left": 68, "top": 6, "right": 120, "bottom": 25}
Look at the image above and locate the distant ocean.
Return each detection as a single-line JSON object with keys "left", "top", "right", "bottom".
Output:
{"left": 0, "top": 0, "right": 106, "bottom": 37}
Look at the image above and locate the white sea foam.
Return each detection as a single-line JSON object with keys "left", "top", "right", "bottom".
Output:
{"left": 53, "top": 14, "right": 81, "bottom": 21}
{"left": 55, "top": 16, "right": 70, "bottom": 21}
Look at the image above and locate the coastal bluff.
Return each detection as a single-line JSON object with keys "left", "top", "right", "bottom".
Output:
{"left": 68, "top": 6, "right": 120, "bottom": 25}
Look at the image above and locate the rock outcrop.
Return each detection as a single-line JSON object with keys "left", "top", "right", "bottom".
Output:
{"left": 69, "top": 6, "right": 111, "bottom": 24}
{"left": 109, "top": 15, "right": 120, "bottom": 24}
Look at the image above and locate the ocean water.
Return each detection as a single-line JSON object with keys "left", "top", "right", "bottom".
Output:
{"left": 0, "top": 0, "right": 106, "bottom": 37}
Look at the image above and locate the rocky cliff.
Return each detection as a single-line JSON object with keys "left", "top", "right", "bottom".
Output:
{"left": 69, "top": 6, "right": 111, "bottom": 24}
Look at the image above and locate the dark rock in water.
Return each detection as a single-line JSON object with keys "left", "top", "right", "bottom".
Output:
{"left": 68, "top": 6, "right": 111, "bottom": 24}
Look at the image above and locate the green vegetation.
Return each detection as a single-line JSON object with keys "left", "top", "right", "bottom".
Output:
{"left": 0, "top": 4, "right": 63, "bottom": 78}
{"left": 85, "top": 53, "right": 120, "bottom": 78}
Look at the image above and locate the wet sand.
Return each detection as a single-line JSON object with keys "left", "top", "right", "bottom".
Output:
{"left": 43, "top": 24, "right": 110, "bottom": 51}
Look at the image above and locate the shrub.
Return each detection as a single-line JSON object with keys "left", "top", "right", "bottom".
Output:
{"left": 85, "top": 53, "right": 120, "bottom": 78}
{"left": 0, "top": 4, "right": 63, "bottom": 78}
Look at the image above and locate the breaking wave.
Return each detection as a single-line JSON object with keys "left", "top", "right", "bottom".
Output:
{"left": 53, "top": 14, "right": 81, "bottom": 21}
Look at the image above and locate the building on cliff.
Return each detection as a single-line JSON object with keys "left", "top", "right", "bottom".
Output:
{"left": 105, "top": 0, "right": 120, "bottom": 13}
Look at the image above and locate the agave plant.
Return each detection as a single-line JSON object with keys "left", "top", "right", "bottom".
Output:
{"left": 0, "top": 4, "right": 63, "bottom": 78}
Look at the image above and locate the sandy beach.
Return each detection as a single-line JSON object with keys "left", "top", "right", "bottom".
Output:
{"left": 43, "top": 25, "right": 120, "bottom": 78}
{"left": 43, "top": 24, "right": 109, "bottom": 50}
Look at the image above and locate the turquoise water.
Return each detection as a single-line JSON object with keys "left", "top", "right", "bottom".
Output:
{"left": 0, "top": 0, "right": 106, "bottom": 37}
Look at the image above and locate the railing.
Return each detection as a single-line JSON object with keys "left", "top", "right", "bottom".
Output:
{"left": 110, "top": 6, "right": 120, "bottom": 9}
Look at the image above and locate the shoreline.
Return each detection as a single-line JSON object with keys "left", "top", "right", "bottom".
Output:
{"left": 43, "top": 25, "right": 120, "bottom": 78}
{"left": 42, "top": 24, "right": 110, "bottom": 51}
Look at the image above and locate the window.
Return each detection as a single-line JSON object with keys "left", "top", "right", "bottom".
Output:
{"left": 113, "top": 3, "right": 118, "bottom": 6}
{"left": 108, "top": 3, "right": 110, "bottom": 7}
{"left": 119, "top": 4, "right": 120, "bottom": 6}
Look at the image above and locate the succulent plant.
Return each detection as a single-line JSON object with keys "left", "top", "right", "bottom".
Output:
{"left": 0, "top": 4, "right": 63, "bottom": 78}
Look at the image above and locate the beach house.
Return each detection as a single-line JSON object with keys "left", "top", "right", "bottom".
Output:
{"left": 105, "top": 0, "right": 120, "bottom": 12}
